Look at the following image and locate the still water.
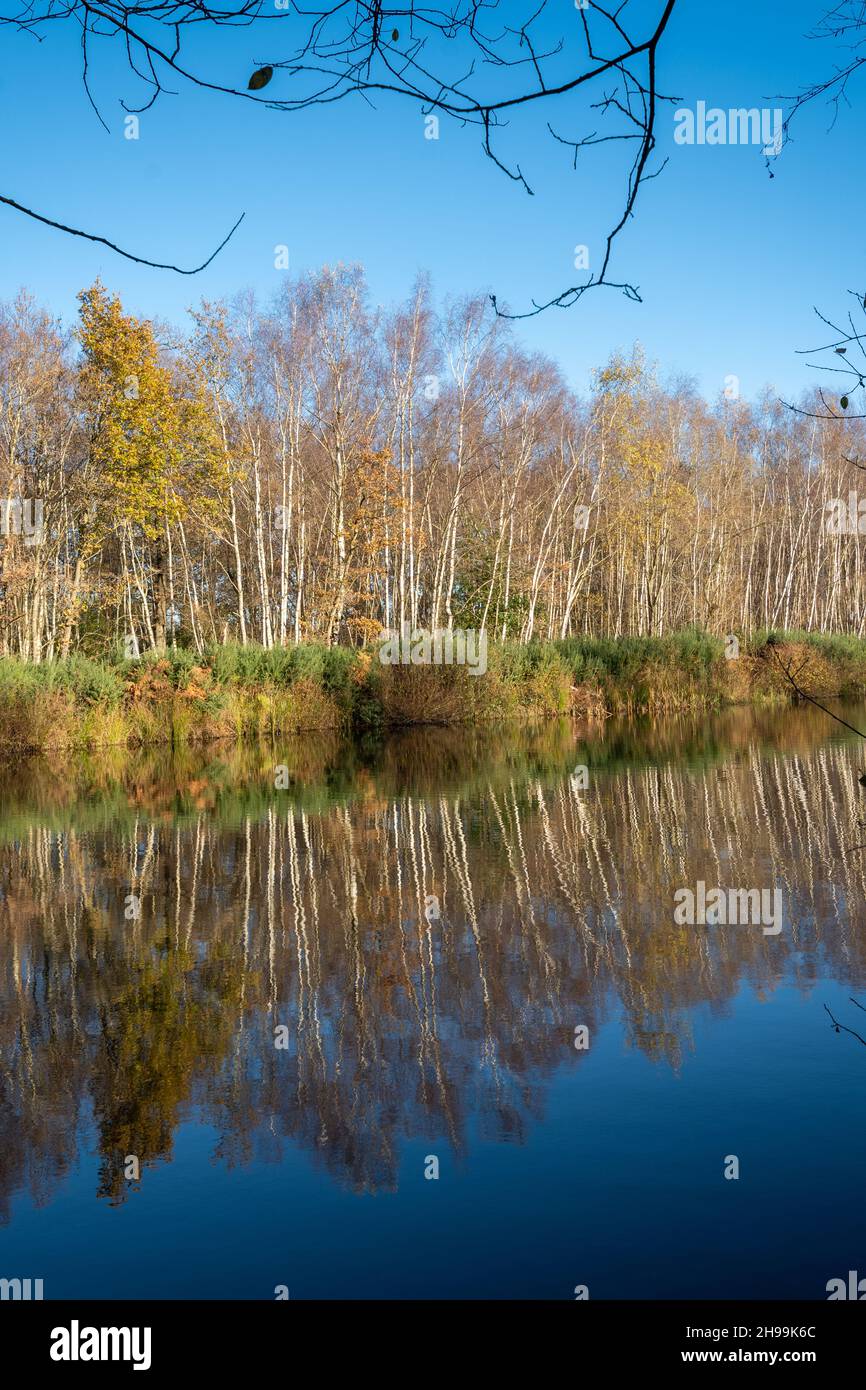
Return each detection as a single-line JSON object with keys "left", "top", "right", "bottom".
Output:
{"left": 1, "top": 706, "right": 866, "bottom": 1300}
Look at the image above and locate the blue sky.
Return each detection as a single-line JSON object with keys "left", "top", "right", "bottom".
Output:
{"left": 0, "top": 1, "right": 857, "bottom": 402}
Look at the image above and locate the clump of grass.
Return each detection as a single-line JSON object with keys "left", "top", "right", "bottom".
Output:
{"left": 0, "top": 687, "right": 76, "bottom": 749}
{"left": 552, "top": 630, "right": 726, "bottom": 715}
{"left": 569, "top": 682, "right": 608, "bottom": 722}
{"left": 221, "top": 679, "right": 344, "bottom": 738}
{"left": 493, "top": 642, "right": 574, "bottom": 714}
{"left": 0, "top": 655, "right": 128, "bottom": 749}
{"left": 375, "top": 663, "right": 479, "bottom": 725}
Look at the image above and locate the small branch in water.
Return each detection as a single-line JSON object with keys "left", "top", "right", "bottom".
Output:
{"left": 824, "top": 1001, "right": 866, "bottom": 1048}
{"left": 762, "top": 645, "right": 866, "bottom": 856}
{"left": 764, "top": 643, "right": 866, "bottom": 740}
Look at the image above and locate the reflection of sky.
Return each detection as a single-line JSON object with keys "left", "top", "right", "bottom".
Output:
{"left": 0, "top": 1, "right": 854, "bottom": 402}
{"left": 3, "top": 982, "right": 864, "bottom": 1299}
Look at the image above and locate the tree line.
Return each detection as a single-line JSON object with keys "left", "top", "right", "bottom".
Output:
{"left": 1, "top": 264, "right": 864, "bottom": 663}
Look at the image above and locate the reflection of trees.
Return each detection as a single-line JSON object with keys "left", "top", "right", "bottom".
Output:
{"left": 92, "top": 941, "right": 244, "bottom": 1203}
{"left": 2, "top": 706, "right": 866, "bottom": 1211}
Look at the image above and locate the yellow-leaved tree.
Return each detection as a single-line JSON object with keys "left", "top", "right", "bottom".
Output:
{"left": 595, "top": 349, "right": 692, "bottom": 636}
{"left": 76, "top": 281, "right": 222, "bottom": 651}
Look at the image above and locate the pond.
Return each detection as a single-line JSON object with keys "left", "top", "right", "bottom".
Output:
{"left": 1, "top": 705, "right": 865, "bottom": 1299}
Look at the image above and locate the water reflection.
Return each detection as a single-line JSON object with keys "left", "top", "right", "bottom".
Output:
{"left": 1, "top": 705, "right": 866, "bottom": 1220}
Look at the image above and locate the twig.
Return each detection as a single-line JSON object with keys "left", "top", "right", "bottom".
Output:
{"left": 824, "top": 1001, "right": 866, "bottom": 1048}
{"left": 0, "top": 194, "right": 245, "bottom": 274}
{"left": 764, "top": 642, "right": 866, "bottom": 740}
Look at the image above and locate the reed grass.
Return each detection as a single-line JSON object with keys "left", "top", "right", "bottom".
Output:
{"left": 0, "top": 629, "right": 863, "bottom": 752}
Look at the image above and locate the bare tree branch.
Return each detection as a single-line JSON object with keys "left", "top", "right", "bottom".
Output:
{"left": 0, "top": 0, "right": 679, "bottom": 294}
{"left": 0, "top": 193, "right": 245, "bottom": 273}
{"left": 778, "top": 0, "right": 866, "bottom": 142}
